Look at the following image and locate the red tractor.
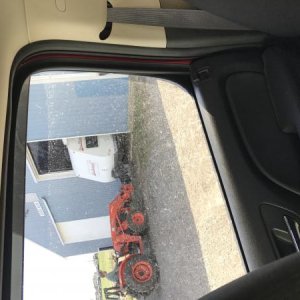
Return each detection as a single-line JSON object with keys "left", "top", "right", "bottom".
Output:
{"left": 104, "top": 183, "right": 159, "bottom": 298}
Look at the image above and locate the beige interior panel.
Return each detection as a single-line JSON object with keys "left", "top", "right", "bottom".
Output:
{"left": 0, "top": 0, "right": 30, "bottom": 190}
{"left": 0, "top": 0, "right": 166, "bottom": 191}
{"left": 25, "top": 0, "right": 107, "bottom": 42}
{"left": 25, "top": 0, "right": 166, "bottom": 48}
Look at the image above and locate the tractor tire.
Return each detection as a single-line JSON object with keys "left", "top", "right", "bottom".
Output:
{"left": 116, "top": 133, "right": 131, "bottom": 164}
{"left": 124, "top": 255, "right": 159, "bottom": 297}
{"left": 126, "top": 210, "right": 147, "bottom": 234}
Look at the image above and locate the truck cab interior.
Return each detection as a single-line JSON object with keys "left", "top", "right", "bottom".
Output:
{"left": 2, "top": 0, "right": 300, "bottom": 299}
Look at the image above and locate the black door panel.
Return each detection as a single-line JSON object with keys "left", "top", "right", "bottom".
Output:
{"left": 227, "top": 72, "right": 300, "bottom": 195}
{"left": 200, "top": 252, "right": 300, "bottom": 300}
{"left": 261, "top": 203, "right": 300, "bottom": 258}
{"left": 191, "top": 48, "right": 300, "bottom": 270}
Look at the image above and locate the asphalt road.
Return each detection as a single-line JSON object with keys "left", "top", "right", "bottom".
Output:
{"left": 129, "top": 77, "right": 211, "bottom": 300}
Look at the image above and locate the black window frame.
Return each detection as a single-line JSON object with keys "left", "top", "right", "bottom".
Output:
{"left": 0, "top": 42, "right": 194, "bottom": 300}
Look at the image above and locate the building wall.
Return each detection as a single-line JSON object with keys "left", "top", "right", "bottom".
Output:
{"left": 27, "top": 75, "right": 129, "bottom": 141}
{"left": 25, "top": 74, "right": 129, "bottom": 256}
{"left": 25, "top": 167, "right": 121, "bottom": 256}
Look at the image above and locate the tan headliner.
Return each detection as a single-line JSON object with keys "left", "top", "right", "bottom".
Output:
{"left": 0, "top": 0, "right": 166, "bottom": 192}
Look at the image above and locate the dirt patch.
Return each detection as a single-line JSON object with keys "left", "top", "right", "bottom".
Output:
{"left": 157, "top": 79, "right": 245, "bottom": 290}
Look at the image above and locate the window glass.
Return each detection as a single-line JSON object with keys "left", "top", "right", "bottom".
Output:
{"left": 28, "top": 140, "right": 72, "bottom": 175}
{"left": 23, "top": 72, "right": 245, "bottom": 300}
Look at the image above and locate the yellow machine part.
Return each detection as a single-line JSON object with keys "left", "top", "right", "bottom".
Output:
{"left": 97, "top": 249, "right": 136, "bottom": 300}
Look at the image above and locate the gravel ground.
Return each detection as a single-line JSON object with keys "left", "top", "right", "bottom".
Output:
{"left": 128, "top": 76, "right": 245, "bottom": 300}
{"left": 130, "top": 76, "right": 209, "bottom": 300}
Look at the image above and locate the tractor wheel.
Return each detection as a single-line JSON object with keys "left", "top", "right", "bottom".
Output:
{"left": 124, "top": 255, "right": 159, "bottom": 296}
{"left": 126, "top": 210, "right": 147, "bottom": 234}
{"left": 115, "top": 133, "right": 131, "bottom": 164}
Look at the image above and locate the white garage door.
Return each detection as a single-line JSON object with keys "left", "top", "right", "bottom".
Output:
{"left": 56, "top": 216, "right": 111, "bottom": 244}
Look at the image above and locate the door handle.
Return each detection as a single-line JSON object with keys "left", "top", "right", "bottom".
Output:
{"left": 283, "top": 216, "right": 300, "bottom": 252}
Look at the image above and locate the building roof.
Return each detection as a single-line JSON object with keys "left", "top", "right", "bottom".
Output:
{"left": 27, "top": 74, "right": 129, "bottom": 141}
